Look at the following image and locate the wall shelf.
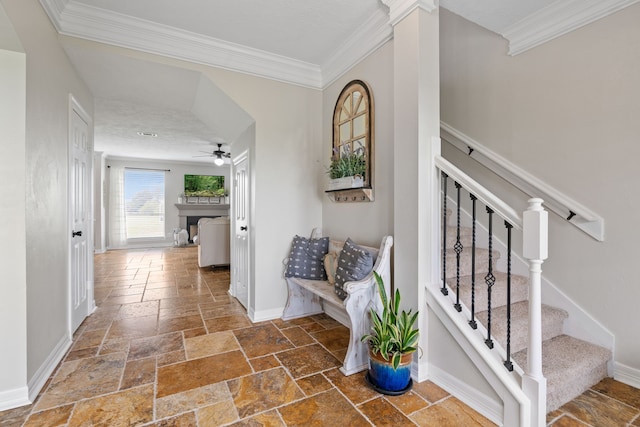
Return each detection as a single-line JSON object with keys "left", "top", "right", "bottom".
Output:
{"left": 325, "top": 187, "right": 374, "bottom": 203}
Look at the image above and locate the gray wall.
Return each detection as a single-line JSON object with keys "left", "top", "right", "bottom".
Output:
{"left": 440, "top": 6, "right": 640, "bottom": 374}
{"left": 0, "top": 0, "right": 94, "bottom": 395}
{"left": 322, "top": 41, "right": 395, "bottom": 247}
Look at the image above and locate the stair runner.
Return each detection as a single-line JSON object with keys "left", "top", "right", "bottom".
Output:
{"left": 444, "top": 224, "right": 611, "bottom": 413}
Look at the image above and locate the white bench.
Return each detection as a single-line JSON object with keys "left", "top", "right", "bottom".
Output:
{"left": 282, "top": 229, "right": 393, "bottom": 375}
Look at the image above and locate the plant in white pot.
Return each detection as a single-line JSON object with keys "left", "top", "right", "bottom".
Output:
{"left": 327, "top": 147, "right": 366, "bottom": 191}
{"left": 361, "top": 271, "right": 419, "bottom": 394}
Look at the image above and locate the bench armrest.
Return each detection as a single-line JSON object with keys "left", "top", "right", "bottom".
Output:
{"left": 344, "top": 235, "right": 393, "bottom": 297}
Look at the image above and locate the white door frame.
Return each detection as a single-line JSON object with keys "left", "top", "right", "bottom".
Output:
{"left": 230, "top": 149, "right": 250, "bottom": 311}
{"left": 68, "top": 94, "right": 95, "bottom": 338}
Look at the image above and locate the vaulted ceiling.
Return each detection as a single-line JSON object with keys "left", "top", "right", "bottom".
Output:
{"left": 38, "top": 0, "right": 638, "bottom": 163}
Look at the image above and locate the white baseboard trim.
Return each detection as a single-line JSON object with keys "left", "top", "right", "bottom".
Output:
{"left": 412, "top": 356, "right": 429, "bottom": 383}
{"left": 0, "top": 386, "right": 30, "bottom": 412}
{"left": 27, "top": 334, "right": 72, "bottom": 402}
{"left": 428, "top": 363, "right": 503, "bottom": 426}
{"left": 249, "top": 307, "right": 284, "bottom": 323}
{"left": 614, "top": 362, "right": 640, "bottom": 389}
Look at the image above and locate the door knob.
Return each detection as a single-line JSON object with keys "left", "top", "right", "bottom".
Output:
{"left": 240, "top": 226, "right": 247, "bottom": 231}
{"left": 72, "top": 230, "right": 83, "bottom": 237}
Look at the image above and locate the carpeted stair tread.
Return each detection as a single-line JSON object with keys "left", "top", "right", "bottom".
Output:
{"left": 442, "top": 223, "right": 613, "bottom": 414}
{"left": 448, "top": 271, "right": 529, "bottom": 311}
{"left": 443, "top": 225, "right": 475, "bottom": 248}
{"left": 443, "top": 247, "right": 501, "bottom": 278}
{"left": 512, "top": 335, "right": 612, "bottom": 412}
{"left": 476, "top": 302, "right": 567, "bottom": 354}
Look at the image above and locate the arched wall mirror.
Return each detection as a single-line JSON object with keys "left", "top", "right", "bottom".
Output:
{"left": 328, "top": 80, "right": 374, "bottom": 202}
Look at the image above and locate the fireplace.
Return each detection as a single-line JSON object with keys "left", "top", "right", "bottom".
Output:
{"left": 174, "top": 202, "right": 230, "bottom": 241}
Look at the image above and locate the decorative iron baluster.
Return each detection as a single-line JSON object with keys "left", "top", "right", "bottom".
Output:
{"left": 454, "top": 182, "right": 463, "bottom": 312}
{"left": 469, "top": 194, "right": 478, "bottom": 329}
{"left": 441, "top": 172, "right": 449, "bottom": 296}
{"left": 485, "top": 207, "right": 495, "bottom": 349}
{"left": 504, "top": 221, "right": 514, "bottom": 371}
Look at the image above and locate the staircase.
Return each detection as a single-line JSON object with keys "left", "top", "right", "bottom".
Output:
{"left": 444, "top": 222, "right": 612, "bottom": 413}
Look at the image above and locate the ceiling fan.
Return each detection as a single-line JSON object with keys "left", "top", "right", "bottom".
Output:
{"left": 194, "top": 143, "right": 230, "bottom": 166}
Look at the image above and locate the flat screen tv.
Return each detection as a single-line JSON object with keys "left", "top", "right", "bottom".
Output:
{"left": 184, "top": 174, "right": 225, "bottom": 197}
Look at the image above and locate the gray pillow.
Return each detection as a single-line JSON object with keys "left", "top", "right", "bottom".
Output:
{"left": 334, "top": 238, "right": 374, "bottom": 300}
{"left": 285, "top": 235, "right": 330, "bottom": 280}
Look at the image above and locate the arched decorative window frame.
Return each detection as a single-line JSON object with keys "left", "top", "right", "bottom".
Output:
{"left": 327, "top": 79, "right": 375, "bottom": 202}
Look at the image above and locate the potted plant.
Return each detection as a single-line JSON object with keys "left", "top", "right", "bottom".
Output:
{"left": 327, "top": 147, "right": 366, "bottom": 190}
{"left": 361, "top": 272, "right": 419, "bottom": 394}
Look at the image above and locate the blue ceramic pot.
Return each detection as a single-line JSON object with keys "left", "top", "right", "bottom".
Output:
{"left": 368, "top": 350, "right": 413, "bottom": 392}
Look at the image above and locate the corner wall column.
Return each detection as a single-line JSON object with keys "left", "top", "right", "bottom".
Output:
{"left": 386, "top": 0, "right": 440, "bottom": 381}
{"left": 0, "top": 44, "right": 29, "bottom": 409}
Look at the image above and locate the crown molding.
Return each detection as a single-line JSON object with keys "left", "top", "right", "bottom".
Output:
{"left": 321, "top": 8, "right": 393, "bottom": 88}
{"left": 381, "top": 0, "right": 437, "bottom": 26}
{"left": 38, "top": 0, "right": 68, "bottom": 31}
{"left": 43, "top": 0, "right": 324, "bottom": 88}
{"left": 503, "top": 0, "right": 640, "bottom": 56}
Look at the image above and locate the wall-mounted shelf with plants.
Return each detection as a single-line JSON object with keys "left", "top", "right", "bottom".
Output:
{"left": 326, "top": 79, "right": 374, "bottom": 203}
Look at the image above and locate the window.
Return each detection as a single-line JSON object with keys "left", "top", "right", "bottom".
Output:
{"left": 124, "top": 169, "right": 165, "bottom": 239}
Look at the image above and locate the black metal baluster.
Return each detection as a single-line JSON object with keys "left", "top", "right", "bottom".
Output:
{"left": 454, "top": 182, "right": 463, "bottom": 312}
{"left": 485, "top": 207, "right": 495, "bottom": 349}
{"left": 469, "top": 194, "right": 478, "bottom": 329}
{"left": 441, "top": 172, "right": 449, "bottom": 296}
{"left": 504, "top": 221, "right": 514, "bottom": 371}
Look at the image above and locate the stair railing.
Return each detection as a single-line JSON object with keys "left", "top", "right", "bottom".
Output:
{"left": 435, "top": 156, "right": 549, "bottom": 427}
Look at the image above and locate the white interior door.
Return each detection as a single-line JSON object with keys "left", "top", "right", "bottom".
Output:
{"left": 69, "top": 99, "right": 92, "bottom": 333}
{"left": 232, "top": 152, "right": 249, "bottom": 309}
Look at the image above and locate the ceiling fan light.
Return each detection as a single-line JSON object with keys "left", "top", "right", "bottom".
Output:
{"left": 214, "top": 156, "right": 224, "bottom": 166}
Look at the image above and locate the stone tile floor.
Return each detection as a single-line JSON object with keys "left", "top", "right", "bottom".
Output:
{"left": 1, "top": 246, "right": 639, "bottom": 426}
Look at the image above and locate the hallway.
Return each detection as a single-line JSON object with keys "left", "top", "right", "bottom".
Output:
{"left": 1, "top": 246, "right": 638, "bottom": 426}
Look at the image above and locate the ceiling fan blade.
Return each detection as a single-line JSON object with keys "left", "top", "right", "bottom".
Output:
{"left": 192, "top": 154, "right": 213, "bottom": 157}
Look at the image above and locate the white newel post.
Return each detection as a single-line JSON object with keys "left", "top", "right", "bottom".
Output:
{"left": 522, "top": 198, "right": 548, "bottom": 427}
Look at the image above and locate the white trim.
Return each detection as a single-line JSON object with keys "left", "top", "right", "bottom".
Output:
{"left": 248, "top": 307, "right": 284, "bottom": 323}
{"left": 436, "top": 156, "right": 522, "bottom": 230}
{"left": 614, "top": 362, "right": 640, "bottom": 389}
{"left": 38, "top": 0, "right": 396, "bottom": 89}
{"left": 37, "top": 0, "right": 67, "bottom": 31}
{"left": 441, "top": 122, "right": 605, "bottom": 241}
{"left": 427, "top": 286, "right": 531, "bottom": 427}
{"left": 230, "top": 149, "right": 251, "bottom": 314}
{"left": 68, "top": 94, "right": 94, "bottom": 337}
{"left": 502, "top": 0, "right": 640, "bottom": 56}
{"left": 0, "top": 387, "right": 30, "bottom": 412}
{"left": 428, "top": 364, "right": 503, "bottom": 426}
{"left": 46, "top": 0, "right": 323, "bottom": 88}
{"left": 381, "top": 0, "right": 438, "bottom": 26}
{"left": 27, "top": 334, "right": 72, "bottom": 403}
{"left": 321, "top": 9, "right": 393, "bottom": 88}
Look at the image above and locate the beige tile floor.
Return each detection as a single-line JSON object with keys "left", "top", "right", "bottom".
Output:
{"left": 1, "top": 246, "right": 638, "bottom": 426}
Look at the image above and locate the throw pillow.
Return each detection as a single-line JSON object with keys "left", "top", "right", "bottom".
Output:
{"left": 334, "top": 238, "right": 374, "bottom": 300}
{"left": 284, "top": 235, "right": 330, "bottom": 280}
{"left": 323, "top": 252, "right": 338, "bottom": 285}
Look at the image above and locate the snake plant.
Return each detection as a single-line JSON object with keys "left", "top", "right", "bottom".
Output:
{"left": 361, "top": 271, "right": 419, "bottom": 369}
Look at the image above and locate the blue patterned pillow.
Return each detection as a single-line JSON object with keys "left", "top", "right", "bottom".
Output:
{"left": 284, "top": 235, "right": 330, "bottom": 280}
{"left": 334, "top": 238, "right": 374, "bottom": 300}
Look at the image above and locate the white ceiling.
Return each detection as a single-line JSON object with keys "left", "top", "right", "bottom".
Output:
{"left": 40, "top": 0, "right": 638, "bottom": 163}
